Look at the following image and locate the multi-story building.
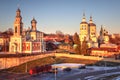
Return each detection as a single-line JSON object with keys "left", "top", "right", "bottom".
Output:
{"left": 9, "top": 8, "right": 46, "bottom": 53}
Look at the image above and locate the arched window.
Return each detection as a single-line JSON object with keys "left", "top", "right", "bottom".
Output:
{"left": 15, "top": 27, "right": 17, "bottom": 33}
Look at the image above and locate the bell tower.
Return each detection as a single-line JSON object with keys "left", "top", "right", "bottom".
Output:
{"left": 31, "top": 18, "right": 37, "bottom": 31}
{"left": 88, "top": 16, "right": 97, "bottom": 42}
{"left": 14, "top": 8, "right": 23, "bottom": 36}
{"left": 80, "top": 13, "right": 88, "bottom": 42}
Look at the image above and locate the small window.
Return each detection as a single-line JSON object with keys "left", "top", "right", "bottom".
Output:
{"left": 15, "top": 27, "right": 17, "bottom": 33}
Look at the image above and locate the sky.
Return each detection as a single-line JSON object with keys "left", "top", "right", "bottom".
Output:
{"left": 0, "top": 0, "right": 120, "bottom": 35}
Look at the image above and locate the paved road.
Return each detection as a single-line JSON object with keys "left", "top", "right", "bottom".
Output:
{"left": 19, "top": 68, "right": 120, "bottom": 80}
{"left": 59, "top": 68, "right": 120, "bottom": 80}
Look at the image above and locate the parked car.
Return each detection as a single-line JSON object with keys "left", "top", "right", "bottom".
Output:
{"left": 63, "top": 67, "right": 71, "bottom": 72}
{"left": 78, "top": 65, "right": 86, "bottom": 69}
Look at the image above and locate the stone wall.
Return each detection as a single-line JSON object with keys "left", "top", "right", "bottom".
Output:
{"left": 55, "top": 53, "right": 120, "bottom": 63}
{"left": 55, "top": 53, "right": 103, "bottom": 61}
{"left": 0, "top": 53, "right": 120, "bottom": 70}
{"left": 0, "top": 53, "right": 54, "bottom": 69}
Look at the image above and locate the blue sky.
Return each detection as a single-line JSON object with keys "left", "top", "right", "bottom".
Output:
{"left": 0, "top": 0, "right": 120, "bottom": 35}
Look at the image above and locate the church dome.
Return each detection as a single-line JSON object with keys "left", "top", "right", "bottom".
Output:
{"left": 80, "top": 22, "right": 88, "bottom": 24}
{"left": 16, "top": 8, "right": 21, "bottom": 12}
{"left": 31, "top": 18, "right": 37, "bottom": 23}
{"left": 88, "top": 23, "right": 96, "bottom": 26}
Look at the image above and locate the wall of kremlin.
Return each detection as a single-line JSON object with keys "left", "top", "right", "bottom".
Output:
{"left": 0, "top": 53, "right": 120, "bottom": 70}
{"left": 55, "top": 53, "right": 120, "bottom": 63}
{"left": 0, "top": 53, "right": 54, "bottom": 69}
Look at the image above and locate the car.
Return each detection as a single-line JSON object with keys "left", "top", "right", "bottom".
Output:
{"left": 63, "top": 67, "right": 71, "bottom": 72}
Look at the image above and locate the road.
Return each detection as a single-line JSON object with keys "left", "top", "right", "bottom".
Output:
{"left": 59, "top": 68, "right": 120, "bottom": 80}
{"left": 19, "top": 67, "right": 120, "bottom": 80}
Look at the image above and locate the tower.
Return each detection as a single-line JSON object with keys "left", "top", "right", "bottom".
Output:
{"left": 80, "top": 13, "right": 89, "bottom": 42}
{"left": 14, "top": 8, "right": 23, "bottom": 36}
{"left": 100, "top": 26, "right": 109, "bottom": 44}
{"left": 31, "top": 18, "right": 37, "bottom": 31}
{"left": 9, "top": 8, "right": 23, "bottom": 53}
{"left": 88, "top": 16, "right": 97, "bottom": 42}
{"left": 30, "top": 18, "right": 37, "bottom": 41}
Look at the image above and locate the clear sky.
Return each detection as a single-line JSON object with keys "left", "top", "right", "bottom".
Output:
{"left": 0, "top": 0, "right": 120, "bottom": 35}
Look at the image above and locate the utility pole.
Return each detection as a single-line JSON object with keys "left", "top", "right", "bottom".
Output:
{"left": 25, "top": 53, "right": 27, "bottom": 73}
{"left": 52, "top": 55, "right": 57, "bottom": 80}
{"left": 104, "top": 61, "right": 107, "bottom": 74}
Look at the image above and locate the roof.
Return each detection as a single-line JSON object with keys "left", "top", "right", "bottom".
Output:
{"left": 118, "top": 45, "right": 120, "bottom": 50}
{"left": 26, "top": 29, "right": 41, "bottom": 33}
{"left": 31, "top": 18, "right": 37, "bottom": 23}
{"left": 91, "top": 47, "right": 118, "bottom": 52}
{"left": 100, "top": 43, "right": 117, "bottom": 48}
{"left": 88, "top": 23, "right": 96, "bottom": 26}
{"left": 80, "top": 22, "right": 88, "bottom": 24}
{"left": 16, "top": 8, "right": 21, "bottom": 12}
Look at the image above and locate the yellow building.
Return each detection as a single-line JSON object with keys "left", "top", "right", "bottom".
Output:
{"left": 79, "top": 13, "right": 97, "bottom": 43}
{"left": 88, "top": 16, "right": 97, "bottom": 42}
{"left": 99, "top": 26, "right": 109, "bottom": 44}
{"left": 79, "top": 13, "right": 89, "bottom": 42}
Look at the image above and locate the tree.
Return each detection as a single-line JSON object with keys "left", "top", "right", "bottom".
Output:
{"left": 56, "top": 30, "right": 64, "bottom": 41}
{"left": 73, "top": 32, "right": 81, "bottom": 54}
{"left": 81, "top": 38, "right": 89, "bottom": 55}
{"left": 64, "top": 34, "right": 70, "bottom": 44}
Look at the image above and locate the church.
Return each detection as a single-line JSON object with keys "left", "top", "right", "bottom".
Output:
{"left": 9, "top": 8, "right": 46, "bottom": 53}
{"left": 79, "top": 13, "right": 97, "bottom": 48}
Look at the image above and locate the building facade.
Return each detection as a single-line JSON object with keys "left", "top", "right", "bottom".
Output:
{"left": 79, "top": 13, "right": 97, "bottom": 43}
{"left": 9, "top": 8, "right": 45, "bottom": 53}
{"left": 0, "top": 36, "right": 9, "bottom": 52}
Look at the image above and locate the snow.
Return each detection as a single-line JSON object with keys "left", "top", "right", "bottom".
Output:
{"left": 52, "top": 63, "right": 85, "bottom": 69}
{"left": 116, "top": 77, "right": 120, "bottom": 80}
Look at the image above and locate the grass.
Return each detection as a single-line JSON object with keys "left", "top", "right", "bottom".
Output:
{"left": 2, "top": 56, "right": 120, "bottom": 73}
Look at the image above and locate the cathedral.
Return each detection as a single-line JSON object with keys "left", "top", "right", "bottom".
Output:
{"left": 9, "top": 8, "right": 46, "bottom": 53}
{"left": 79, "top": 13, "right": 97, "bottom": 43}
{"left": 79, "top": 13, "right": 110, "bottom": 48}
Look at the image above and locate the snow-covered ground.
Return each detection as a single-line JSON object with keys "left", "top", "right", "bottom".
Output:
{"left": 115, "top": 77, "right": 120, "bottom": 80}
{"left": 52, "top": 63, "right": 116, "bottom": 71}
{"left": 52, "top": 63, "right": 85, "bottom": 69}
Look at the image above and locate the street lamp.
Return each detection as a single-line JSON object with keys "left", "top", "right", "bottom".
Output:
{"left": 52, "top": 56, "right": 57, "bottom": 80}
{"left": 25, "top": 53, "right": 27, "bottom": 73}
{"left": 104, "top": 60, "right": 107, "bottom": 74}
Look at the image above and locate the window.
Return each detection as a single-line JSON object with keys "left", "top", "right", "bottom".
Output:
{"left": 15, "top": 27, "right": 17, "bottom": 33}
{"left": 82, "top": 26, "right": 86, "bottom": 30}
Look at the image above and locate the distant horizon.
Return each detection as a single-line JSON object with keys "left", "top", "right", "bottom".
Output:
{"left": 0, "top": 0, "right": 120, "bottom": 35}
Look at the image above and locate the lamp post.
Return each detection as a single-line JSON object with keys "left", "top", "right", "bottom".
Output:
{"left": 52, "top": 56, "right": 56, "bottom": 80}
{"left": 25, "top": 53, "right": 27, "bottom": 73}
{"left": 104, "top": 61, "right": 107, "bottom": 74}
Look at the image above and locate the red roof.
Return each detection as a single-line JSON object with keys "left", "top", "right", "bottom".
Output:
{"left": 91, "top": 47, "right": 118, "bottom": 52}
{"left": 118, "top": 45, "right": 120, "bottom": 50}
